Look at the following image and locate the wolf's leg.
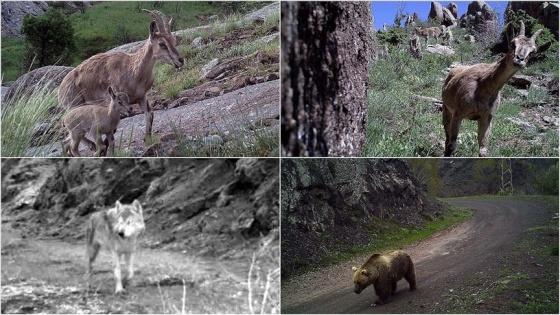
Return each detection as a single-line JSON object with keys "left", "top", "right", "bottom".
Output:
{"left": 114, "top": 251, "right": 125, "bottom": 293}
{"left": 86, "top": 242, "right": 100, "bottom": 278}
{"left": 125, "top": 252, "right": 134, "bottom": 280}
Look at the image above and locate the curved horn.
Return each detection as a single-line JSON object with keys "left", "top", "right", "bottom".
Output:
{"left": 142, "top": 9, "right": 171, "bottom": 33}
{"left": 531, "top": 29, "right": 543, "bottom": 41}
{"left": 518, "top": 20, "right": 525, "bottom": 36}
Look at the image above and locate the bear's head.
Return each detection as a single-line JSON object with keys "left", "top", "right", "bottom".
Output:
{"left": 352, "top": 266, "right": 374, "bottom": 294}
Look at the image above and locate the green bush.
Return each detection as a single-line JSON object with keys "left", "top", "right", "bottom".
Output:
{"left": 21, "top": 8, "right": 76, "bottom": 70}
{"left": 535, "top": 162, "right": 559, "bottom": 195}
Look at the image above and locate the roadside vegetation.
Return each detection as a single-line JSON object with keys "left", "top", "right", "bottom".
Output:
{"left": 366, "top": 12, "right": 558, "bottom": 157}
{"left": 282, "top": 201, "right": 473, "bottom": 280}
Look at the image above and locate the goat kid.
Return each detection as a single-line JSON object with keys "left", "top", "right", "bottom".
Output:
{"left": 441, "top": 21, "right": 550, "bottom": 157}
{"left": 63, "top": 86, "right": 133, "bottom": 157}
{"left": 58, "top": 10, "right": 184, "bottom": 143}
{"left": 415, "top": 27, "right": 441, "bottom": 46}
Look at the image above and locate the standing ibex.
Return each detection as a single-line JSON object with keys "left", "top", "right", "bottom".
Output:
{"left": 415, "top": 26, "right": 442, "bottom": 46}
{"left": 63, "top": 86, "right": 133, "bottom": 157}
{"left": 441, "top": 21, "right": 549, "bottom": 157}
{"left": 58, "top": 10, "right": 184, "bottom": 143}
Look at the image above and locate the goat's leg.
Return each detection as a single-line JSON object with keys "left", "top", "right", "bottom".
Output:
{"left": 92, "top": 129, "right": 105, "bottom": 157}
{"left": 139, "top": 98, "right": 153, "bottom": 143}
{"left": 82, "top": 136, "right": 97, "bottom": 153}
{"left": 477, "top": 115, "right": 493, "bottom": 157}
{"left": 70, "top": 133, "right": 83, "bottom": 157}
{"left": 106, "top": 131, "right": 115, "bottom": 156}
{"left": 442, "top": 106, "right": 453, "bottom": 156}
{"left": 445, "top": 115, "right": 462, "bottom": 157}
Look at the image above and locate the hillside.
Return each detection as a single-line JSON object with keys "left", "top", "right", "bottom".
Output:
{"left": 1, "top": 158, "right": 279, "bottom": 313}
{"left": 1, "top": 2, "right": 280, "bottom": 157}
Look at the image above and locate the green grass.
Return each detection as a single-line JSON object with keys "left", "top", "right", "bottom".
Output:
{"left": 365, "top": 26, "right": 559, "bottom": 157}
{"left": 1, "top": 38, "right": 27, "bottom": 82}
{"left": 1, "top": 1, "right": 273, "bottom": 81}
{"left": 1, "top": 78, "right": 63, "bottom": 157}
{"left": 318, "top": 203, "right": 474, "bottom": 269}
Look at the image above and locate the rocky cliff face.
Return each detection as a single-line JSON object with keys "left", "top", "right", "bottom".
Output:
{"left": 1, "top": 158, "right": 278, "bottom": 256}
{"left": 281, "top": 159, "right": 442, "bottom": 277}
{"left": 281, "top": 2, "right": 374, "bottom": 157}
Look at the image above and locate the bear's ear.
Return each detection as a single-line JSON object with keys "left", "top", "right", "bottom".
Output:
{"left": 352, "top": 267, "right": 358, "bottom": 272}
{"left": 361, "top": 269, "right": 368, "bottom": 275}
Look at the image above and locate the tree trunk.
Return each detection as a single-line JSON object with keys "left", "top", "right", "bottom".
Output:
{"left": 281, "top": 2, "right": 374, "bottom": 156}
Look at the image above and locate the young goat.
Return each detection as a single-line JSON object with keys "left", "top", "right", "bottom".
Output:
{"left": 441, "top": 21, "right": 549, "bottom": 156}
{"left": 63, "top": 86, "right": 133, "bottom": 157}
{"left": 415, "top": 26, "right": 442, "bottom": 46}
{"left": 58, "top": 10, "right": 183, "bottom": 143}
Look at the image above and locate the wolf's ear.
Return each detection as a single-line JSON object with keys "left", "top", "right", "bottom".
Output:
{"left": 116, "top": 200, "right": 123, "bottom": 210}
{"left": 352, "top": 266, "right": 358, "bottom": 272}
{"left": 133, "top": 199, "right": 143, "bottom": 214}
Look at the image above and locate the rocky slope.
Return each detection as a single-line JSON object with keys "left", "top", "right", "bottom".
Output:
{"left": 281, "top": 159, "right": 442, "bottom": 277}
{"left": 1, "top": 158, "right": 279, "bottom": 257}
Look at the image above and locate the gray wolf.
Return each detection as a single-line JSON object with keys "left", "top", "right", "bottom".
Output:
{"left": 85, "top": 199, "right": 145, "bottom": 293}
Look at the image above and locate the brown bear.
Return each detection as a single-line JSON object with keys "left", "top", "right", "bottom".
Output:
{"left": 352, "top": 250, "right": 417, "bottom": 306}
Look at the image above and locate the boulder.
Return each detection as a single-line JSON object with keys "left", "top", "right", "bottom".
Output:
{"left": 429, "top": 2, "right": 457, "bottom": 27}
{"left": 460, "top": 1, "right": 499, "bottom": 40}
{"left": 447, "top": 3, "right": 459, "bottom": 19}
{"left": 3, "top": 66, "right": 73, "bottom": 104}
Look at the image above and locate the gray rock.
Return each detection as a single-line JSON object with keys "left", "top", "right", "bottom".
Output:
{"left": 257, "top": 32, "right": 279, "bottom": 44}
{"left": 192, "top": 37, "right": 204, "bottom": 47}
{"left": 426, "top": 44, "right": 455, "bottom": 56}
{"left": 243, "top": 2, "right": 279, "bottom": 23}
{"left": 3, "top": 65, "right": 73, "bottom": 104}
{"left": 200, "top": 58, "right": 220, "bottom": 78}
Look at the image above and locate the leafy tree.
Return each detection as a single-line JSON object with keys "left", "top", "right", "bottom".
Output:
{"left": 21, "top": 8, "right": 76, "bottom": 70}
{"left": 406, "top": 159, "right": 442, "bottom": 196}
{"left": 472, "top": 159, "right": 501, "bottom": 192}
{"left": 535, "top": 162, "right": 559, "bottom": 195}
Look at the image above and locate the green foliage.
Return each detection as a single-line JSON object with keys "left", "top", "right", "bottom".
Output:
{"left": 21, "top": 8, "right": 76, "bottom": 70}
{"left": 1, "top": 38, "right": 27, "bottom": 81}
{"left": 472, "top": 159, "right": 501, "bottom": 191}
{"left": 406, "top": 159, "right": 442, "bottom": 196}
{"left": 376, "top": 27, "right": 409, "bottom": 47}
{"left": 1, "top": 77, "right": 62, "bottom": 157}
{"left": 535, "top": 162, "right": 559, "bottom": 195}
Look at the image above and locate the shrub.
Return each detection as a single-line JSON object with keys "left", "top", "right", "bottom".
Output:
{"left": 21, "top": 8, "right": 77, "bottom": 70}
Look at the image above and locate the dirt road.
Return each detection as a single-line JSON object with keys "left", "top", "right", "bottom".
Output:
{"left": 1, "top": 227, "right": 277, "bottom": 313}
{"left": 281, "top": 197, "right": 557, "bottom": 314}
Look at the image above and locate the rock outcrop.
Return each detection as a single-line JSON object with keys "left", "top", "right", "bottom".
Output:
{"left": 1, "top": 158, "right": 279, "bottom": 253}
{"left": 3, "top": 66, "right": 73, "bottom": 104}
{"left": 505, "top": 1, "right": 559, "bottom": 39}
{"left": 428, "top": 1, "right": 457, "bottom": 27}
{"left": 459, "top": 1, "right": 499, "bottom": 40}
{"left": 281, "top": 2, "right": 374, "bottom": 157}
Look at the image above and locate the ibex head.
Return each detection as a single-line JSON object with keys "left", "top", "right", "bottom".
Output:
{"left": 108, "top": 86, "right": 133, "bottom": 116}
{"left": 507, "top": 20, "right": 550, "bottom": 68}
{"left": 142, "top": 9, "right": 184, "bottom": 69}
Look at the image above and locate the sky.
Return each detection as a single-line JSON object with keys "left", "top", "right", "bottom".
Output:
{"left": 371, "top": 1, "right": 507, "bottom": 30}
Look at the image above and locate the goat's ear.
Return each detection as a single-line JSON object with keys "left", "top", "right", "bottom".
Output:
{"left": 537, "top": 41, "right": 552, "bottom": 53}
{"left": 149, "top": 21, "right": 157, "bottom": 38}
{"left": 108, "top": 86, "right": 115, "bottom": 99}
